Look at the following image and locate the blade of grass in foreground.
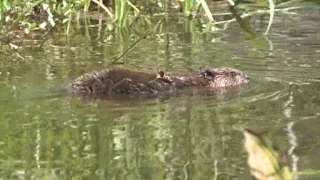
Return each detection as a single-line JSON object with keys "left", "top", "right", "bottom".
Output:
{"left": 91, "top": 0, "right": 113, "bottom": 18}
{"left": 243, "top": 129, "right": 293, "bottom": 180}
{"left": 115, "top": 0, "right": 130, "bottom": 27}
{"left": 0, "top": 0, "right": 11, "bottom": 23}
{"left": 265, "top": 0, "right": 275, "bottom": 34}
{"left": 199, "top": 0, "right": 214, "bottom": 21}
{"left": 184, "top": 0, "right": 195, "bottom": 15}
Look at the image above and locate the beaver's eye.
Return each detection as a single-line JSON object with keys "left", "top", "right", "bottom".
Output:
{"left": 230, "top": 71, "right": 237, "bottom": 77}
{"left": 204, "top": 71, "right": 214, "bottom": 80}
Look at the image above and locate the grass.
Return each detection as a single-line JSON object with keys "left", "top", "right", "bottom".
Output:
{"left": 0, "top": 0, "right": 293, "bottom": 29}
{"left": 0, "top": 0, "right": 216, "bottom": 30}
{"left": 0, "top": 0, "right": 309, "bottom": 48}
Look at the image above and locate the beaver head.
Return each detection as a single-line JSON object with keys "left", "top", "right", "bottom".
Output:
{"left": 199, "top": 67, "right": 249, "bottom": 88}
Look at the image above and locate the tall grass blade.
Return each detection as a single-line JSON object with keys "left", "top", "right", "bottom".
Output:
{"left": 265, "top": 0, "right": 275, "bottom": 34}
{"left": 0, "top": 0, "right": 11, "bottom": 23}
{"left": 115, "top": 0, "right": 130, "bottom": 27}
{"left": 226, "top": 0, "right": 235, "bottom": 6}
{"left": 91, "top": 0, "right": 113, "bottom": 18}
{"left": 119, "top": 0, "right": 127, "bottom": 27}
{"left": 0, "top": 0, "right": 3, "bottom": 23}
{"left": 199, "top": 0, "right": 214, "bottom": 21}
{"left": 127, "top": 0, "right": 139, "bottom": 13}
{"left": 185, "top": 0, "right": 195, "bottom": 15}
{"left": 115, "top": 0, "right": 120, "bottom": 22}
{"left": 66, "top": 10, "right": 72, "bottom": 35}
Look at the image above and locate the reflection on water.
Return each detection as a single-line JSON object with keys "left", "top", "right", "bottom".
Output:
{"left": 0, "top": 6, "right": 320, "bottom": 180}
{"left": 243, "top": 129, "right": 293, "bottom": 180}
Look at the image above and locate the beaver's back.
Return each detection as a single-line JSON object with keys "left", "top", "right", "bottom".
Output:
{"left": 64, "top": 67, "right": 249, "bottom": 97}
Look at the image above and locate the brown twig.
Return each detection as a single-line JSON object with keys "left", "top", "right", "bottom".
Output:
{"left": 39, "top": 26, "right": 55, "bottom": 48}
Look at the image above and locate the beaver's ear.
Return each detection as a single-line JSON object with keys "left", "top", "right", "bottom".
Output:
{"left": 230, "top": 71, "right": 237, "bottom": 77}
{"left": 157, "top": 70, "right": 165, "bottom": 78}
{"left": 204, "top": 70, "right": 214, "bottom": 80}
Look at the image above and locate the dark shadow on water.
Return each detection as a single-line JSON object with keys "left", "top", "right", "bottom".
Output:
{"left": 59, "top": 84, "right": 250, "bottom": 105}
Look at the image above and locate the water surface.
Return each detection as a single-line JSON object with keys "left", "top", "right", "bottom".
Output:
{"left": 0, "top": 5, "right": 320, "bottom": 180}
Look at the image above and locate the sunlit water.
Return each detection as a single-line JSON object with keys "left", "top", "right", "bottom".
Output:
{"left": 0, "top": 5, "right": 320, "bottom": 180}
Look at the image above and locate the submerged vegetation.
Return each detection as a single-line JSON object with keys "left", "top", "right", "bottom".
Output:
{"left": 243, "top": 129, "right": 293, "bottom": 180}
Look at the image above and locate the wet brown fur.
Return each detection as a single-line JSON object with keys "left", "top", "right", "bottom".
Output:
{"left": 65, "top": 67, "right": 249, "bottom": 97}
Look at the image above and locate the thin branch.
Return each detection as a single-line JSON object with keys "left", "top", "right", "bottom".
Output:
{"left": 39, "top": 26, "right": 55, "bottom": 48}
{"left": 111, "top": 19, "right": 163, "bottom": 64}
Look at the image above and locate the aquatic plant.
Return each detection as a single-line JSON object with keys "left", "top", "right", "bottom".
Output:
{"left": 243, "top": 129, "right": 293, "bottom": 180}
{"left": 0, "top": 0, "right": 311, "bottom": 50}
{"left": 0, "top": 0, "right": 284, "bottom": 29}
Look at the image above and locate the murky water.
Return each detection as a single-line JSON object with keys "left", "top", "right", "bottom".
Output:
{"left": 0, "top": 5, "right": 320, "bottom": 180}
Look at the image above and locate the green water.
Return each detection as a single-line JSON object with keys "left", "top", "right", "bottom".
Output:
{"left": 1, "top": 7, "right": 320, "bottom": 180}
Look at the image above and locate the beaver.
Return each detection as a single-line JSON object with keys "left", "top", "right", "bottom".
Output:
{"left": 64, "top": 67, "right": 249, "bottom": 97}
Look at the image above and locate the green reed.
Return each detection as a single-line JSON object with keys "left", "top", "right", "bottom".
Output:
{"left": 184, "top": 0, "right": 195, "bottom": 15}
{"left": 115, "top": 0, "right": 130, "bottom": 27}
{"left": 0, "top": 0, "right": 301, "bottom": 34}
{"left": 0, "top": 0, "right": 11, "bottom": 23}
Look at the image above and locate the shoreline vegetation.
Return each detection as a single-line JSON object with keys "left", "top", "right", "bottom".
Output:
{"left": 0, "top": 0, "right": 313, "bottom": 51}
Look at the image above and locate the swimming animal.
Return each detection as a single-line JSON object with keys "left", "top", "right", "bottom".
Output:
{"left": 64, "top": 67, "right": 249, "bottom": 98}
